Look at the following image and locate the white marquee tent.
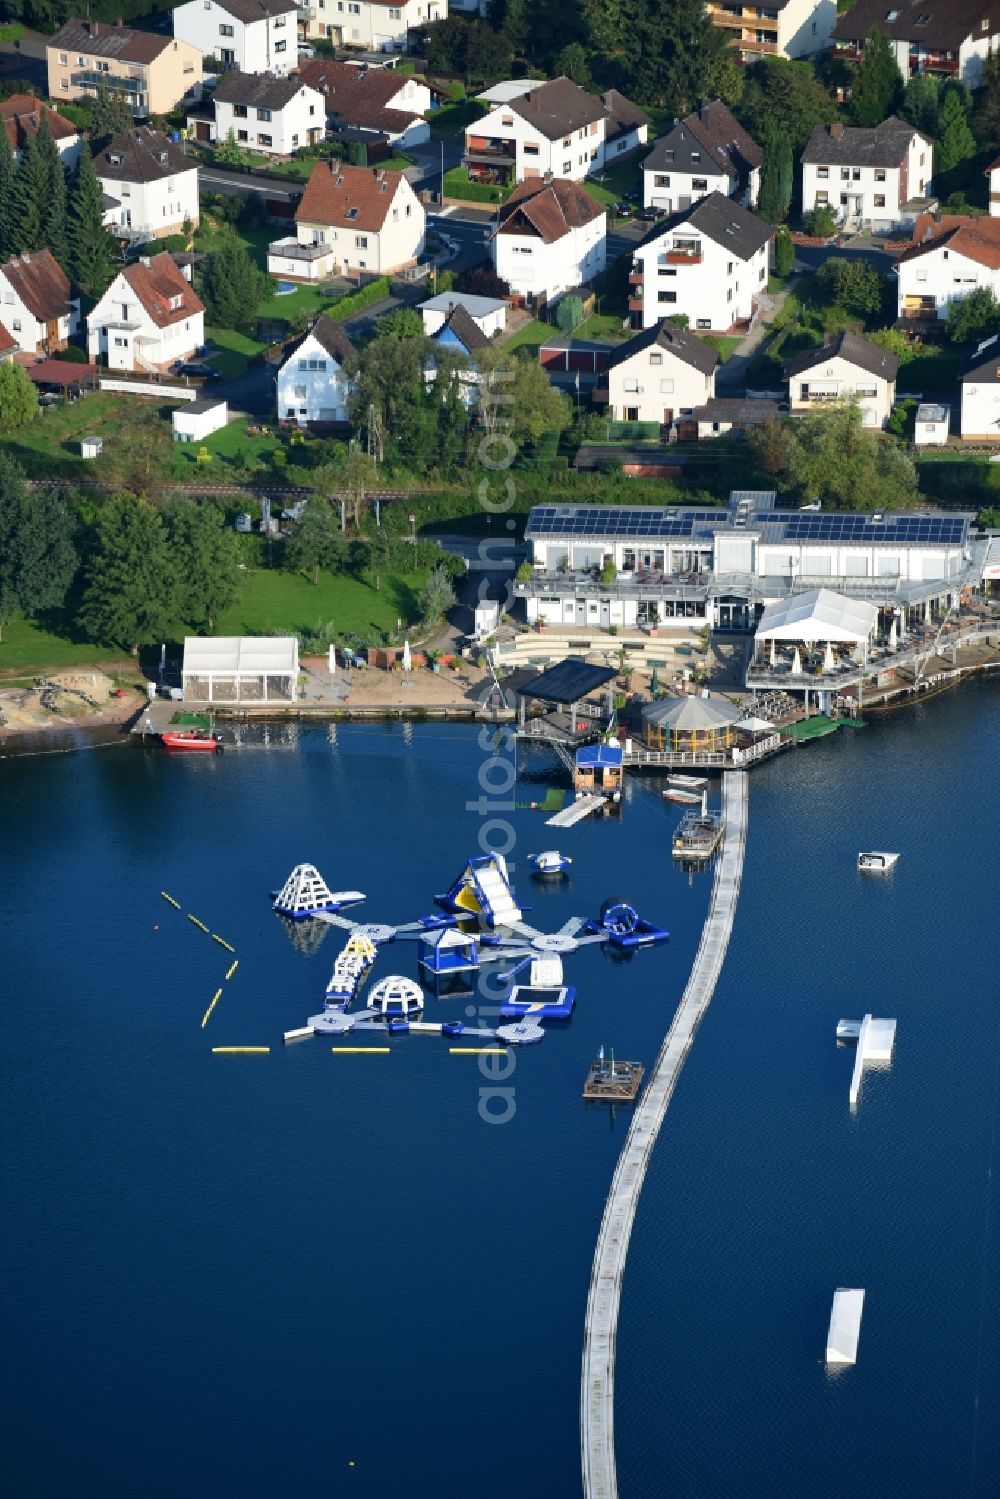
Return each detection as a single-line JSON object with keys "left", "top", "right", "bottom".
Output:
{"left": 182, "top": 636, "right": 299, "bottom": 703}
{"left": 754, "top": 589, "right": 879, "bottom": 645}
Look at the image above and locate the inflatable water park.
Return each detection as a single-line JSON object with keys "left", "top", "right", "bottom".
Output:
{"left": 272, "top": 855, "right": 669, "bottom": 1049}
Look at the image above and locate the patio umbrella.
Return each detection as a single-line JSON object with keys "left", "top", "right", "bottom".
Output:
{"left": 328, "top": 643, "right": 336, "bottom": 675}
{"left": 402, "top": 639, "right": 412, "bottom": 672}
{"left": 651, "top": 665, "right": 659, "bottom": 695}
{"left": 769, "top": 638, "right": 777, "bottom": 667}
{"left": 889, "top": 617, "right": 898, "bottom": 650}
{"left": 791, "top": 647, "right": 802, "bottom": 676}
{"left": 823, "top": 641, "right": 835, "bottom": 673}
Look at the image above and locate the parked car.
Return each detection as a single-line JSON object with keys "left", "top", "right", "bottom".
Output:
{"left": 614, "top": 202, "right": 633, "bottom": 218}
{"left": 639, "top": 206, "right": 661, "bottom": 222}
{"left": 174, "top": 361, "right": 221, "bottom": 381}
{"left": 298, "top": 42, "right": 315, "bottom": 56}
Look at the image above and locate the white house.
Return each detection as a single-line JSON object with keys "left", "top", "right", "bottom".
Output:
{"left": 630, "top": 192, "right": 773, "bottom": 332}
{"left": 801, "top": 117, "right": 932, "bottom": 232}
{"left": 297, "top": 58, "right": 430, "bottom": 148}
{"left": 96, "top": 127, "right": 200, "bottom": 243}
{"left": 493, "top": 175, "right": 606, "bottom": 306}
{"left": 987, "top": 155, "right": 1000, "bottom": 217}
{"left": 832, "top": 0, "right": 1000, "bottom": 87}
{"left": 298, "top": 0, "right": 447, "bottom": 51}
{"left": 0, "top": 250, "right": 79, "bottom": 355}
{"left": 594, "top": 320, "right": 718, "bottom": 425}
{"left": 784, "top": 331, "right": 899, "bottom": 429}
{"left": 709, "top": 0, "right": 836, "bottom": 61}
{"left": 173, "top": 0, "right": 298, "bottom": 76}
{"left": 173, "top": 398, "right": 229, "bottom": 441}
{"left": 277, "top": 314, "right": 356, "bottom": 423}
{"left": 643, "top": 100, "right": 762, "bottom": 214}
{"left": 424, "top": 304, "right": 488, "bottom": 407}
{"left": 0, "top": 94, "right": 81, "bottom": 169}
{"left": 205, "top": 71, "right": 326, "bottom": 153}
{"left": 87, "top": 252, "right": 205, "bottom": 371}
{"left": 896, "top": 214, "right": 1000, "bottom": 321}
{"left": 464, "top": 76, "right": 647, "bottom": 186}
{"left": 961, "top": 336, "right": 1000, "bottom": 440}
{"left": 268, "top": 160, "right": 424, "bottom": 279}
{"left": 419, "top": 290, "right": 506, "bottom": 338}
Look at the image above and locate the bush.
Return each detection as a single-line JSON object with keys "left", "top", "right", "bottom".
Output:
{"left": 443, "top": 167, "right": 508, "bottom": 203}
{"left": 52, "top": 344, "right": 90, "bottom": 363}
{"left": 142, "top": 233, "right": 189, "bottom": 256}
{"left": 803, "top": 205, "right": 837, "bottom": 237}
{"left": 773, "top": 225, "right": 794, "bottom": 279}
{"left": 443, "top": 80, "right": 466, "bottom": 102}
{"left": 326, "top": 276, "right": 392, "bottom": 323}
{"left": 886, "top": 399, "right": 916, "bottom": 439}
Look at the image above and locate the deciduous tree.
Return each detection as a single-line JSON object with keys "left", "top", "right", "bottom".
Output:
{"left": 0, "top": 363, "right": 39, "bottom": 433}
{"left": 738, "top": 59, "right": 837, "bottom": 153}
{"left": 200, "top": 237, "right": 273, "bottom": 329}
{"left": 163, "top": 498, "right": 241, "bottom": 629}
{"left": 79, "top": 495, "right": 176, "bottom": 649}
{"left": 0, "top": 454, "right": 77, "bottom": 640}
{"left": 816, "top": 256, "right": 884, "bottom": 320}
{"left": 945, "top": 285, "right": 1000, "bottom": 345}
{"left": 284, "top": 497, "right": 349, "bottom": 581}
{"left": 749, "top": 401, "right": 917, "bottom": 510}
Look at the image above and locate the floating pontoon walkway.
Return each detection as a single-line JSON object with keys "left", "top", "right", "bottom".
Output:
{"left": 546, "top": 794, "right": 607, "bottom": 828}
{"left": 580, "top": 770, "right": 749, "bottom": 1499}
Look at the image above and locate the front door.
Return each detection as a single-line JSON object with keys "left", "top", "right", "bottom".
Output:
{"left": 663, "top": 407, "right": 673, "bottom": 425}
{"left": 46, "top": 319, "right": 59, "bottom": 351}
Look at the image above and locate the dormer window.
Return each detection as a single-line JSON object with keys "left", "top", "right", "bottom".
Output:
{"left": 914, "top": 13, "right": 929, "bottom": 22}
{"left": 346, "top": 206, "right": 358, "bottom": 218}
{"left": 885, "top": 8, "right": 899, "bottom": 19}
{"left": 109, "top": 152, "right": 122, "bottom": 166}
{"left": 169, "top": 293, "right": 183, "bottom": 310}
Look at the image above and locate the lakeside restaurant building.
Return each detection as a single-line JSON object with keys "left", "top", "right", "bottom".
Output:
{"left": 518, "top": 494, "right": 974, "bottom": 633}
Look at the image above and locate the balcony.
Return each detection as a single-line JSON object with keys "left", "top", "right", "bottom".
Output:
{"left": 628, "top": 271, "right": 644, "bottom": 286}
{"left": 464, "top": 138, "right": 515, "bottom": 162}
{"left": 627, "top": 296, "right": 644, "bottom": 313}
{"left": 710, "top": 10, "right": 747, "bottom": 29}
{"left": 737, "top": 36, "right": 778, "bottom": 54}
{"left": 660, "top": 250, "right": 703, "bottom": 265}
{"left": 72, "top": 68, "right": 146, "bottom": 94}
{"left": 267, "top": 237, "right": 331, "bottom": 262}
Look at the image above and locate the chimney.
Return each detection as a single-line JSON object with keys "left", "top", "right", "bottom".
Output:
{"left": 829, "top": 122, "right": 844, "bottom": 139}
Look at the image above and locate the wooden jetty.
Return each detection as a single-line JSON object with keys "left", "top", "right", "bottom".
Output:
{"left": 546, "top": 793, "right": 608, "bottom": 828}
{"left": 583, "top": 1057, "right": 644, "bottom": 1102}
{"left": 580, "top": 771, "right": 749, "bottom": 1499}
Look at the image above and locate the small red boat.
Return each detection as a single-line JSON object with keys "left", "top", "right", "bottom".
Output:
{"left": 160, "top": 729, "right": 221, "bottom": 752}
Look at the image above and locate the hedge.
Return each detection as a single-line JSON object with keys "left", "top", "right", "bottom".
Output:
{"left": 443, "top": 167, "right": 510, "bottom": 204}
{"left": 326, "top": 277, "right": 392, "bottom": 322}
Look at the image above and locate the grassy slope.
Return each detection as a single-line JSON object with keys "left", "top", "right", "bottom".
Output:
{"left": 215, "top": 567, "right": 427, "bottom": 638}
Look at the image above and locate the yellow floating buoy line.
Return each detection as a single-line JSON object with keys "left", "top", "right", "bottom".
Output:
{"left": 187, "top": 915, "right": 210, "bottom": 934}
{"left": 331, "top": 1047, "right": 390, "bottom": 1054}
{"left": 212, "top": 1046, "right": 270, "bottom": 1055}
{"left": 212, "top": 934, "right": 236, "bottom": 953}
{"left": 225, "top": 960, "right": 239, "bottom": 981}
{"left": 201, "top": 989, "right": 223, "bottom": 1029}
{"left": 161, "top": 892, "right": 181, "bottom": 909}
{"left": 449, "top": 1047, "right": 508, "bottom": 1055}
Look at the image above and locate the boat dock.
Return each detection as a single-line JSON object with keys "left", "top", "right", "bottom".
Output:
{"left": 846, "top": 1013, "right": 897, "bottom": 1108}
{"left": 580, "top": 770, "right": 749, "bottom": 1499}
{"left": 826, "top": 1288, "right": 865, "bottom": 1365}
{"left": 546, "top": 793, "right": 608, "bottom": 828}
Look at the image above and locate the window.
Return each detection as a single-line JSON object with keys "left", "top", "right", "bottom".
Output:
{"left": 690, "top": 151, "right": 700, "bottom": 163}
{"left": 345, "top": 206, "right": 358, "bottom": 219}
{"left": 501, "top": 114, "right": 513, "bottom": 126}
{"left": 727, "top": 261, "right": 733, "bottom": 274}
{"left": 524, "top": 144, "right": 539, "bottom": 156}
{"left": 348, "top": 2, "right": 360, "bottom": 11}
{"left": 657, "top": 290, "right": 677, "bottom": 304}
{"left": 257, "top": 134, "right": 272, "bottom": 147}
{"left": 275, "top": 38, "right": 286, "bottom": 50}
{"left": 696, "top": 319, "right": 710, "bottom": 329}
{"left": 257, "top": 108, "right": 272, "bottom": 121}
{"left": 292, "top": 133, "right": 299, "bottom": 146}
{"left": 233, "top": 103, "right": 248, "bottom": 117}
{"left": 692, "top": 178, "right": 707, "bottom": 192}
{"left": 389, "top": 4, "right": 402, "bottom": 14}
{"left": 219, "top": 23, "right": 234, "bottom": 34}
{"left": 58, "top": 51, "right": 67, "bottom": 63}
{"left": 659, "top": 379, "right": 674, "bottom": 394}
{"left": 816, "top": 190, "right": 829, "bottom": 204}
{"left": 563, "top": 161, "right": 571, "bottom": 173}
{"left": 840, "top": 193, "right": 848, "bottom": 206}
{"left": 121, "top": 185, "right": 131, "bottom": 197}
{"left": 120, "top": 303, "right": 130, "bottom": 319}
{"left": 840, "top": 168, "right": 850, "bottom": 181}
{"left": 852, "top": 168, "right": 861, "bottom": 180}
{"left": 355, "top": 234, "right": 368, "bottom": 248}
{"left": 562, "top": 135, "right": 571, "bottom": 147}
{"left": 649, "top": 352, "right": 662, "bottom": 365}
{"left": 237, "top": 129, "right": 248, "bottom": 141}
{"left": 169, "top": 293, "right": 183, "bottom": 310}
{"left": 309, "top": 359, "right": 327, "bottom": 371}
{"left": 874, "top": 168, "right": 886, "bottom": 182}
{"left": 274, "top": 14, "right": 285, "bottom": 24}
{"left": 916, "top": 268, "right": 927, "bottom": 282}
{"left": 874, "top": 194, "right": 886, "bottom": 208}
{"left": 654, "top": 174, "right": 670, "bottom": 187}
{"left": 60, "top": 79, "right": 68, "bottom": 91}
{"left": 113, "top": 336, "right": 127, "bottom": 347}
{"left": 623, "top": 378, "right": 640, "bottom": 392}
{"left": 12, "top": 318, "right": 21, "bottom": 331}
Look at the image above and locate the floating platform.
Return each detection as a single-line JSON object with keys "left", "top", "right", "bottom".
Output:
{"left": 582, "top": 1057, "right": 644, "bottom": 1101}
{"left": 826, "top": 1288, "right": 865, "bottom": 1365}
{"left": 546, "top": 794, "right": 607, "bottom": 828}
{"left": 672, "top": 810, "right": 723, "bottom": 862}
{"left": 271, "top": 862, "right": 366, "bottom": 920}
{"left": 528, "top": 850, "right": 572, "bottom": 875}
{"left": 846, "top": 1013, "right": 897, "bottom": 1108}
{"left": 500, "top": 984, "right": 576, "bottom": 1021}
{"left": 417, "top": 927, "right": 479, "bottom": 976}
{"left": 497, "top": 1019, "right": 546, "bottom": 1046}
{"left": 584, "top": 899, "right": 669, "bottom": 951}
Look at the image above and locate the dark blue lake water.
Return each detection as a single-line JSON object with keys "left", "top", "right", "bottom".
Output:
{"left": 1, "top": 685, "right": 998, "bottom": 1499}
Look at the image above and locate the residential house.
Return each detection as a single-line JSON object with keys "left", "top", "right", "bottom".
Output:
{"left": 419, "top": 290, "right": 507, "bottom": 338}
{"left": 464, "top": 76, "right": 647, "bottom": 186}
{"left": 960, "top": 335, "right": 1000, "bottom": 440}
{"left": 47, "top": 18, "right": 203, "bottom": 116}
{"left": 594, "top": 320, "right": 719, "bottom": 426}
{"left": 693, "top": 397, "right": 780, "bottom": 440}
{"left": 86, "top": 252, "right": 205, "bottom": 371}
{"left": 276, "top": 314, "right": 356, "bottom": 423}
{"left": 267, "top": 160, "right": 425, "bottom": 278}
{"left": 643, "top": 100, "right": 762, "bottom": 214}
{"left": 629, "top": 192, "right": 774, "bottom": 332}
{"left": 987, "top": 154, "right": 1000, "bottom": 217}
{"left": 0, "top": 94, "right": 81, "bottom": 169}
{"left": 831, "top": 0, "right": 1000, "bottom": 86}
{"left": 96, "top": 128, "right": 200, "bottom": 243}
{"left": 296, "top": 58, "right": 430, "bottom": 148}
{"left": 707, "top": 0, "right": 836, "bottom": 61}
{"left": 784, "top": 330, "right": 899, "bottom": 429}
{"left": 801, "top": 117, "right": 932, "bottom": 232}
{"left": 297, "top": 0, "right": 448, "bottom": 51}
{"left": 493, "top": 175, "right": 606, "bottom": 306}
{"left": 896, "top": 213, "right": 1000, "bottom": 320}
{"left": 424, "top": 304, "right": 488, "bottom": 407}
{"left": 0, "top": 250, "right": 79, "bottom": 354}
{"left": 200, "top": 70, "right": 326, "bottom": 153}
{"left": 173, "top": 0, "right": 298, "bottom": 77}
{"left": 0, "top": 321, "right": 19, "bottom": 361}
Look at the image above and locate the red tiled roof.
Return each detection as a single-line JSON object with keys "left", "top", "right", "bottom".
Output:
{"left": 48, "top": 18, "right": 175, "bottom": 66}
{"left": 900, "top": 214, "right": 1000, "bottom": 271}
{"left": 296, "top": 61, "right": 422, "bottom": 136}
{"left": 295, "top": 160, "right": 405, "bottom": 232}
{"left": 0, "top": 94, "right": 79, "bottom": 154}
{"left": 122, "top": 252, "right": 204, "bottom": 328}
{"left": 0, "top": 249, "right": 73, "bottom": 323}
{"left": 498, "top": 176, "right": 604, "bottom": 244}
{"left": 28, "top": 359, "right": 97, "bottom": 386}
{"left": 0, "top": 320, "right": 18, "bottom": 355}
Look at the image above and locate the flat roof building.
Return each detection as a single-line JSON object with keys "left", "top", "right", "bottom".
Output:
{"left": 182, "top": 636, "right": 299, "bottom": 702}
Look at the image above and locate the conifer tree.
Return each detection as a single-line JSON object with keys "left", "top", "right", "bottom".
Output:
{"left": 0, "top": 130, "right": 16, "bottom": 263}
{"left": 850, "top": 28, "right": 903, "bottom": 127}
{"left": 36, "top": 118, "right": 69, "bottom": 269}
{"left": 68, "top": 147, "right": 117, "bottom": 298}
{"left": 936, "top": 87, "right": 976, "bottom": 175}
{"left": 11, "top": 130, "right": 46, "bottom": 252}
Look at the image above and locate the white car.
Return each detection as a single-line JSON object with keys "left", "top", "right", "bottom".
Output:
{"left": 298, "top": 42, "right": 315, "bottom": 57}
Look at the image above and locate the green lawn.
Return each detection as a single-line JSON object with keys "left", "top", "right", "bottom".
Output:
{"left": 256, "top": 280, "right": 341, "bottom": 324}
{"left": 1, "top": 392, "right": 182, "bottom": 480}
{"left": 583, "top": 159, "right": 642, "bottom": 211}
{"left": 0, "top": 617, "right": 136, "bottom": 678}
{"left": 897, "top": 345, "right": 964, "bottom": 391}
{"left": 502, "top": 318, "right": 552, "bottom": 353}
{"left": 427, "top": 100, "right": 485, "bottom": 141}
{"left": 575, "top": 312, "right": 630, "bottom": 341}
{"left": 0, "top": 21, "right": 25, "bottom": 40}
{"left": 205, "top": 327, "right": 264, "bottom": 376}
{"left": 702, "top": 334, "right": 742, "bottom": 362}
{"left": 216, "top": 566, "right": 428, "bottom": 638}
